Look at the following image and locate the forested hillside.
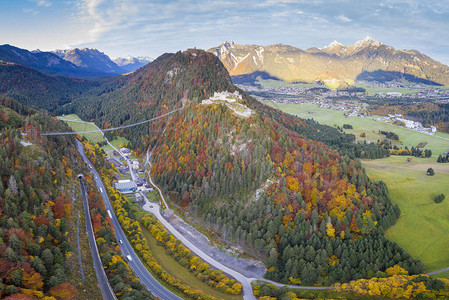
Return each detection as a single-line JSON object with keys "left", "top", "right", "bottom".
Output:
{"left": 0, "top": 62, "right": 100, "bottom": 111}
{"left": 151, "top": 100, "right": 422, "bottom": 285}
{"left": 0, "top": 97, "right": 81, "bottom": 298}
{"left": 56, "top": 49, "right": 423, "bottom": 285}
{"left": 0, "top": 97, "right": 152, "bottom": 299}
{"left": 58, "top": 49, "right": 235, "bottom": 153}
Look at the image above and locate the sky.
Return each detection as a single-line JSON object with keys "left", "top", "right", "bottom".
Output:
{"left": 1, "top": 0, "right": 449, "bottom": 64}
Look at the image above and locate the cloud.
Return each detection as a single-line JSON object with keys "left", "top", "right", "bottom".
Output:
{"left": 23, "top": 8, "right": 39, "bottom": 15}
{"left": 60, "top": 0, "right": 449, "bottom": 65}
{"left": 337, "top": 15, "right": 351, "bottom": 22}
{"left": 36, "top": 0, "right": 52, "bottom": 7}
{"left": 272, "top": 11, "right": 291, "bottom": 17}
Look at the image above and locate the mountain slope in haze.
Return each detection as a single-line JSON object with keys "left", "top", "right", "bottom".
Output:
{"left": 113, "top": 56, "right": 152, "bottom": 73}
{"left": 53, "top": 48, "right": 125, "bottom": 76}
{"left": 0, "top": 44, "right": 81, "bottom": 77}
{"left": 0, "top": 60, "right": 101, "bottom": 111}
{"left": 0, "top": 44, "right": 125, "bottom": 77}
{"left": 63, "top": 49, "right": 423, "bottom": 285}
{"left": 208, "top": 38, "right": 449, "bottom": 87}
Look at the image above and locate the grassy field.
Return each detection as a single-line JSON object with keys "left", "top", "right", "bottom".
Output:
{"left": 266, "top": 102, "right": 449, "bottom": 155}
{"left": 58, "top": 115, "right": 105, "bottom": 144}
{"left": 58, "top": 114, "right": 130, "bottom": 148}
{"left": 355, "top": 82, "right": 449, "bottom": 95}
{"left": 363, "top": 156, "right": 449, "bottom": 274}
{"left": 255, "top": 78, "right": 318, "bottom": 89}
{"left": 103, "top": 136, "right": 130, "bottom": 151}
{"left": 134, "top": 211, "right": 242, "bottom": 300}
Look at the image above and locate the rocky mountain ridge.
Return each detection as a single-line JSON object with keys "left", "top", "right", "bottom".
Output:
{"left": 208, "top": 37, "right": 449, "bottom": 87}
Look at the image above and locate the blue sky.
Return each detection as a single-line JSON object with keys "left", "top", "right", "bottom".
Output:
{"left": 1, "top": 0, "right": 449, "bottom": 64}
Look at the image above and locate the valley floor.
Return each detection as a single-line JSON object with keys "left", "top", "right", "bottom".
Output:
{"left": 265, "top": 102, "right": 449, "bottom": 155}
{"left": 363, "top": 156, "right": 449, "bottom": 275}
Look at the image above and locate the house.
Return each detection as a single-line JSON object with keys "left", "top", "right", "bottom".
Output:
{"left": 119, "top": 167, "right": 129, "bottom": 175}
{"left": 130, "top": 160, "right": 140, "bottom": 171}
{"left": 120, "top": 147, "right": 131, "bottom": 154}
{"left": 114, "top": 180, "right": 137, "bottom": 193}
{"left": 135, "top": 193, "right": 143, "bottom": 202}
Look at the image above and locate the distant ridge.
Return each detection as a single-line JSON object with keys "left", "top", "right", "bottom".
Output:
{"left": 52, "top": 48, "right": 125, "bottom": 76}
{"left": 208, "top": 37, "right": 449, "bottom": 87}
{"left": 0, "top": 44, "right": 153, "bottom": 77}
{"left": 0, "top": 44, "right": 80, "bottom": 77}
{"left": 113, "top": 56, "right": 153, "bottom": 73}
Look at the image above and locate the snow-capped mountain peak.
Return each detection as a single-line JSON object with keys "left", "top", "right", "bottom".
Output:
{"left": 354, "top": 36, "right": 381, "bottom": 48}
{"left": 322, "top": 40, "right": 344, "bottom": 50}
{"left": 214, "top": 41, "right": 236, "bottom": 57}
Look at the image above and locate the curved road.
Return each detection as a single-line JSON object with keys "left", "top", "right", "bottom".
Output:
{"left": 78, "top": 176, "right": 116, "bottom": 300}
{"left": 145, "top": 153, "right": 335, "bottom": 295}
{"left": 76, "top": 140, "right": 182, "bottom": 300}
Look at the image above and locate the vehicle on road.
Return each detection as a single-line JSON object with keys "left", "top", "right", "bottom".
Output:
{"left": 126, "top": 255, "right": 133, "bottom": 262}
{"left": 120, "top": 239, "right": 123, "bottom": 244}
{"left": 100, "top": 187, "right": 103, "bottom": 193}
{"left": 107, "top": 210, "right": 112, "bottom": 219}
{"left": 88, "top": 165, "right": 92, "bottom": 170}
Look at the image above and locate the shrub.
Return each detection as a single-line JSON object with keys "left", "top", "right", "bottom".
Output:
{"left": 435, "top": 194, "right": 445, "bottom": 204}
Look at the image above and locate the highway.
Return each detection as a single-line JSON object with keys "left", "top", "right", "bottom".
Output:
{"left": 76, "top": 140, "right": 182, "bottom": 300}
{"left": 78, "top": 176, "right": 117, "bottom": 300}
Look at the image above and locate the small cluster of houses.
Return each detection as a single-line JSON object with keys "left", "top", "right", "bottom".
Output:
{"left": 376, "top": 114, "right": 437, "bottom": 134}
{"left": 114, "top": 178, "right": 153, "bottom": 193}
{"left": 105, "top": 147, "right": 154, "bottom": 203}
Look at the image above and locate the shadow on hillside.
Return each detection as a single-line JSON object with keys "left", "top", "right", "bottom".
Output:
{"left": 231, "top": 71, "right": 281, "bottom": 86}
{"left": 356, "top": 70, "right": 442, "bottom": 86}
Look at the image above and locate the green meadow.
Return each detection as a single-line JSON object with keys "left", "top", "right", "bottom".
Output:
{"left": 266, "top": 102, "right": 449, "bottom": 155}
{"left": 58, "top": 114, "right": 130, "bottom": 147}
{"left": 58, "top": 115, "right": 105, "bottom": 144}
{"left": 364, "top": 156, "right": 449, "bottom": 274}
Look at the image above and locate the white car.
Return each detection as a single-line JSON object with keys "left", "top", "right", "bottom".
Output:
{"left": 119, "top": 239, "right": 123, "bottom": 244}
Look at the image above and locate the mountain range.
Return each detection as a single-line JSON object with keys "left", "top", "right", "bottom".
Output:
{"left": 1, "top": 45, "right": 150, "bottom": 77}
{"left": 51, "top": 48, "right": 125, "bottom": 76}
{"left": 208, "top": 37, "right": 449, "bottom": 87}
{"left": 113, "top": 56, "right": 153, "bottom": 73}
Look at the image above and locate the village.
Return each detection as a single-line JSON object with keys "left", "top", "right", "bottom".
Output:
{"left": 104, "top": 146, "right": 156, "bottom": 204}
{"left": 375, "top": 114, "right": 438, "bottom": 135}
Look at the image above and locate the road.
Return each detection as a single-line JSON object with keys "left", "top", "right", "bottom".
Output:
{"left": 78, "top": 175, "right": 117, "bottom": 300}
{"left": 427, "top": 267, "right": 449, "bottom": 276}
{"left": 103, "top": 136, "right": 137, "bottom": 181}
{"left": 76, "top": 140, "right": 182, "bottom": 300}
{"left": 143, "top": 157, "right": 255, "bottom": 300}
{"left": 145, "top": 151, "right": 335, "bottom": 294}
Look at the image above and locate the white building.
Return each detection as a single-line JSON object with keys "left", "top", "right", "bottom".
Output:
{"left": 130, "top": 160, "right": 140, "bottom": 171}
